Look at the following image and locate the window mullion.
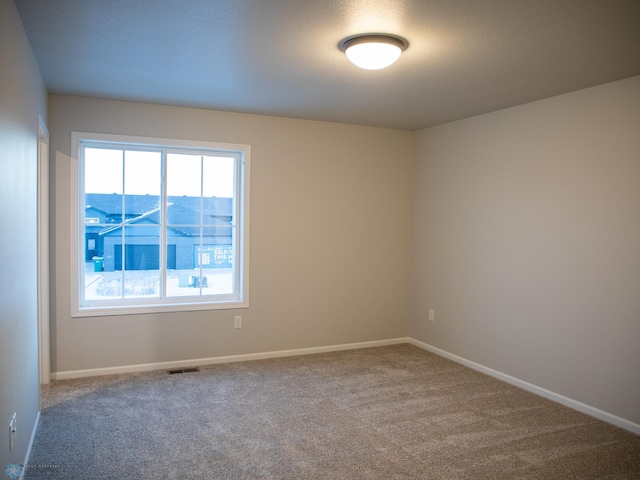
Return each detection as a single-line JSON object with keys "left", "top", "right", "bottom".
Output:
{"left": 120, "top": 150, "right": 126, "bottom": 299}
{"left": 160, "top": 149, "right": 168, "bottom": 300}
{"left": 199, "top": 156, "right": 205, "bottom": 294}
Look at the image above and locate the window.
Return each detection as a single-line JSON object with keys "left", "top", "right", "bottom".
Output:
{"left": 71, "top": 132, "right": 249, "bottom": 316}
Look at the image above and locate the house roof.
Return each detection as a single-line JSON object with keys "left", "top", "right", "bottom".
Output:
{"left": 85, "top": 194, "right": 232, "bottom": 217}
{"left": 85, "top": 194, "right": 233, "bottom": 237}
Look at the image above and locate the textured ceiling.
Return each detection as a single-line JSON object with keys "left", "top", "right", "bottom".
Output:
{"left": 15, "top": 0, "right": 640, "bottom": 130}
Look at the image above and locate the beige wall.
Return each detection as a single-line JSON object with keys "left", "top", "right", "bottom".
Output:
{"left": 49, "top": 95, "right": 413, "bottom": 373}
{"left": 45, "top": 53, "right": 639, "bottom": 430}
{"left": 0, "top": 0, "right": 48, "bottom": 469}
{"left": 411, "top": 76, "right": 640, "bottom": 425}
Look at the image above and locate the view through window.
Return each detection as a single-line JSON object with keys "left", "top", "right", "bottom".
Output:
{"left": 75, "top": 133, "right": 249, "bottom": 315}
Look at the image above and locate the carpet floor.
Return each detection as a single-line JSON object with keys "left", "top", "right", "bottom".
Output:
{"left": 25, "top": 344, "right": 640, "bottom": 479}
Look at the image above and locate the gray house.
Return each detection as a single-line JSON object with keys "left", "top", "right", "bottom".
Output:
{"left": 85, "top": 194, "right": 233, "bottom": 271}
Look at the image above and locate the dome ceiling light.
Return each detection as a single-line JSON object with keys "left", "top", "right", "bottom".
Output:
{"left": 339, "top": 34, "right": 408, "bottom": 70}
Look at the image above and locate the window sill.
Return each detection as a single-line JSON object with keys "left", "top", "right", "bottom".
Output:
{"left": 72, "top": 300, "right": 249, "bottom": 318}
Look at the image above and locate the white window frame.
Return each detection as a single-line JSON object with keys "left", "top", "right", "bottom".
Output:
{"left": 71, "top": 132, "right": 250, "bottom": 317}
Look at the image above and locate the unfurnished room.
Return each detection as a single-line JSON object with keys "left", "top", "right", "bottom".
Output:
{"left": 1, "top": 0, "right": 639, "bottom": 478}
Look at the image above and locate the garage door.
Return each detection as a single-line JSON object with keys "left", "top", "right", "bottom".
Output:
{"left": 114, "top": 244, "right": 176, "bottom": 270}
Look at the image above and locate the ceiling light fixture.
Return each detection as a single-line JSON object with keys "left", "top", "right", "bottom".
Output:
{"left": 339, "top": 34, "right": 408, "bottom": 70}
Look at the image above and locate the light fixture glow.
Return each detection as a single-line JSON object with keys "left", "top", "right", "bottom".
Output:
{"left": 340, "top": 34, "right": 408, "bottom": 70}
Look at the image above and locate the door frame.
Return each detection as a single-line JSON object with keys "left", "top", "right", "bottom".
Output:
{"left": 37, "top": 114, "right": 50, "bottom": 385}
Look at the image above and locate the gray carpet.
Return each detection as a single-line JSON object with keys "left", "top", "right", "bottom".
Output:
{"left": 26, "top": 344, "right": 640, "bottom": 479}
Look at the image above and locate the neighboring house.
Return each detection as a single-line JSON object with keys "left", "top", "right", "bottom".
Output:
{"left": 85, "top": 194, "right": 233, "bottom": 271}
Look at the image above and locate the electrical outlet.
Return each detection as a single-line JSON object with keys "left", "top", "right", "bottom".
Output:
{"left": 429, "top": 309, "right": 435, "bottom": 322}
{"left": 9, "top": 413, "right": 16, "bottom": 451}
{"left": 234, "top": 315, "right": 242, "bottom": 329}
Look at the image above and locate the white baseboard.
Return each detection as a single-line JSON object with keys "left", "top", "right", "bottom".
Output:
{"left": 19, "top": 411, "right": 40, "bottom": 480}
{"left": 51, "top": 337, "right": 410, "bottom": 381}
{"left": 408, "top": 338, "right": 640, "bottom": 436}
{"left": 50, "top": 336, "right": 639, "bottom": 435}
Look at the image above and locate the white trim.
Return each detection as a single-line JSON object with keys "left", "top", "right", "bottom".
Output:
{"left": 51, "top": 338, "right": 409, "bottom": 380}
{"left": 50, "top": 336, "right": 640, "bottom": 435}
{"left": 408, "top": 338, "right": 640, "bottom": 435}
{"left": 72, "top": 300, "right": 249, "bottom": 318}
{"left": 69, "top": 131, "right": 250, "bottom": 316}
{"left": 19, "top": 411, "right": 40, "bottom": 480}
